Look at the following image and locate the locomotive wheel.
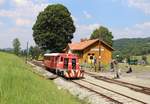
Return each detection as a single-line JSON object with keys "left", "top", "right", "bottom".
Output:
{"left": 56, "top": 69, "right": 59, "bottom": 75}
{"left": 61, "top": 71, "right": 64, "bottom": 77}
{"left": 45, "top": 66, "right": 49, "bottom": 70}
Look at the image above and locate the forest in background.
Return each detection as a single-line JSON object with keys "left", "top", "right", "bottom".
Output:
{"left": 113, "top": 37, "right": 150, "bottom": 58}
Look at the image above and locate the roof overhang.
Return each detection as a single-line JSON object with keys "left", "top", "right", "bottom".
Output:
{"left": 44, "top": 53, "right": 60, "bottom": 56}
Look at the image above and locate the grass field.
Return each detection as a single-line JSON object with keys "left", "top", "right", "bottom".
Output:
{"left": 0, "top": 52, "right": 84, "bottom": 104}
{"left": 133, "top": 54, "right": 150, "bottom": 64}
{"left": 118, "top": 63, "right": 150, "bottom": 73}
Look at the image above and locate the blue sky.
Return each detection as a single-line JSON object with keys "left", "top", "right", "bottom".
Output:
{"left": 0, "top": 0, "right": 150, "bottom": 49}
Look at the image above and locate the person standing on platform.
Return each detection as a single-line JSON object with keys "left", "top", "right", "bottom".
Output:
{"left": 113, "top": 59, "right": 120, "bottom": 78}
{"left": 94, "top": 57, "right": 97, "bottom": 72}
{"left": 110, "top": 60, "right": 114, "bottom": 72}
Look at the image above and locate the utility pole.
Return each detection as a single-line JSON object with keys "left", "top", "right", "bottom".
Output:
{"left": 26, "top": 41, "right": 29, "bottom": 64}
{"left": 99, "top": 38, "right": 101, "bottom": 71}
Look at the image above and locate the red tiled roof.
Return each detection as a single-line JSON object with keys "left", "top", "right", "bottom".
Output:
{"left": 68, "top": 39, "right": 114, "bottom": 51}
{"left": 68, "top": 39, "right": 98, "bottom": 50}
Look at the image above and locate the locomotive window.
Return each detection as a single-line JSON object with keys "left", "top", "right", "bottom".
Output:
{"left": 51, "top": 57, "right": 53, "bottom": 61}
{"left": 90, "top": 56, "right": 93, "bottom": 60}
{"left": 61, "top": 57, "right": 63, "bottom": 61}
{"left": 72, "top": 58, "right": 76, "bottom": 70}
{"left": 55, "top": 57, "right": 58, "bottom": 62}
{"left": 44, "top": 56, "right": 49, "bottom": 60}
{"left": 64, "top": 58, "right": 69, "bottom": 69}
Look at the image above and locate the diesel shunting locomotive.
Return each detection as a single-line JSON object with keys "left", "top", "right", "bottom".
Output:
{"left": 43, "top": 53, "right": 84, "bottom": 78}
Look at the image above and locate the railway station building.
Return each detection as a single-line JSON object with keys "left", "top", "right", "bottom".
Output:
{"left": 64, "top": 39, "right": 114, "bottom": 65}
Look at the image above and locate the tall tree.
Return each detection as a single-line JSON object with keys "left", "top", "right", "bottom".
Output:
{"left": 12, "top": 38, "right": 21, "bottom": 55}
{"left": 90, "top": 26, "right": 113, "bottom": 46}
{"left": 29, "top": 46, "right": 42, "bottom": 60}
{"left": 32, "top": 4, "right": 75, "bottom": 52}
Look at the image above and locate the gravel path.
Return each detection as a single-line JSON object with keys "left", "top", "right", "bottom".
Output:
{"left": 54, "top": 77, "right": 117, "bottom": 104}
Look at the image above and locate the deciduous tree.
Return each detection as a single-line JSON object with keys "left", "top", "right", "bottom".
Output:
{"left": 90, "top": 26, "right": 113, "bottom": 46}
{"left": 32, "top": 4, "right": 75, "bottom": 52}
{"left": 12, "top": 38, "right": 21, "bottom": 55}
{"left": 29, "top": 46, "right": 42, "bottom": 60}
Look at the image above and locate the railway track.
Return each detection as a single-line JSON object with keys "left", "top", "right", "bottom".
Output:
{"left": 85, "top": 71, "right": 150, "bottom": 95}
{"left": 72, "top": 79, "right": 147, "bottom": 104}
{"left": 72, "top": 80, "right": 122, "bottom": 104}
{"left": 31, "top": 60, "right": 44, "bottom": 67}
{"left": 29, "top": 61, "right": 150, "bottom": 104}
{"left": 29, "top": 61, "right": 123, "bottom": 103}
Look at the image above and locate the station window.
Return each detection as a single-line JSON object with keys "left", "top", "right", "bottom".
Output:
{"left": 44, "top": 56, "right": 49, "bottom": 60}
{"left": 90, "top": 56, "right": 93, "bottom": 60}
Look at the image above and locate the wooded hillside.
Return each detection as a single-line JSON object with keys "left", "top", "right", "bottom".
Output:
{"left": 113, "top": 37, "right": 150, "bottom": 57}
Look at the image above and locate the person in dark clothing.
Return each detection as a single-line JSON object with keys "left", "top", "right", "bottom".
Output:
{"left": 110, "top": 60, "right": 114, "bottom": 72}
{"left": 113, "top": 60, "right": 120, "bottom": 78}
{"left": 126, "top": 66, "right": 132, "bottom": 73}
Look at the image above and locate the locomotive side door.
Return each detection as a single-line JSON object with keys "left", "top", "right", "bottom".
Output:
{"left": 72, "top": 58, "right": 76, "bottom": 70}
{"left": 64, "top": 58, "right": 69, "bottom": 69}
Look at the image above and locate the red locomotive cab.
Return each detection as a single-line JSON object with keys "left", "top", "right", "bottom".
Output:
{"left": 43, "top": 53, "right": 84, "bottom": 79}
{"left": 43, "top": 53, "right": 60, "bottom": 71}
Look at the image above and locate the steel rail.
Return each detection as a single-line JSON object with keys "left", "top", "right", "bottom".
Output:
{"left": 81, "top": 79, "right": 146, "bottom": 104}
{"left": 72, "top": 80, "right": 123, "bottom": 104}
{"left": 85, "top": 72, "right": 150, "bottom": 95}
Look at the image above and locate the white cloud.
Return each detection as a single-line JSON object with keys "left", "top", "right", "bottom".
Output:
{"left": 71, "top": 15, "right": 78, "bottom": 23}
{"left": 0, "top": 0, "right": 49, "bottom": 48}
{"left": 73, "top": 22, "right": 149, "bottom": 41}
{"left": 0, "top": 21, "right": 3, "bottom": 26}
{"left": 16, "top": 18, "right": 33, "bottom": 26}
{"left": 83, "top": 11, "right": 92, "bottom": 19}
{"left": 12, "top": 0, "right": 28, "bottom": 6}
{"left": 0, "top": 0, "right": 48, "bottom": 25}
{"left": 135, "top": 22, "right": 150, "bottom": 29}
{"left": 112, "top": 21, "right": 150, "bottom": 39}
{"left": 0, "top": 0, "right": 4, "bottom": 5}
{"left": 127, "top": 0, "right": 150, "bottom": 14}
{"left": 0, "top": 10, "right": 18, "bottom": 18}
{"left": 0, "top": 26, "right": 34, "bottom": 49}
{"left": 73, "top": 23, "right": 100, "bottom": 41}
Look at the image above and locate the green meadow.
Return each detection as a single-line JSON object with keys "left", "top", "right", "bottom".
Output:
{"left": 134, "top": 54, "right": 150, "bottom": 64}
{"left": 0, "top": 52, "right": 84, "bottom": 104}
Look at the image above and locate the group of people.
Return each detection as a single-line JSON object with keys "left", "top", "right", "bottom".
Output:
{"left": 110, "top": 59, "right": 132, "bottom": 79}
